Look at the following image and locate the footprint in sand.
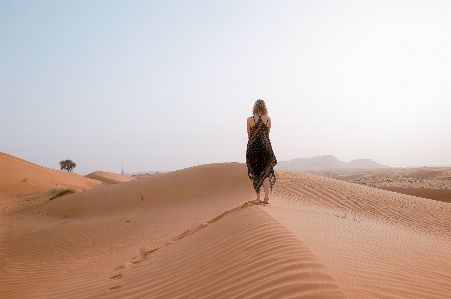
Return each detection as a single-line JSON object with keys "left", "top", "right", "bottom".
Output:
{"left": 110, "top": 274, "right": 122, "bottom": 280}
{"left": 114, "top": 262, "right": 133, "bottom": 270}
{"left": 106, "top": 285, "right": 122, "bottom": 292}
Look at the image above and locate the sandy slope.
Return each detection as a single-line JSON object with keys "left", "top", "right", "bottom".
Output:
{"left": 378, "top": 186, "right": 451, "bottom": 203}
{"left": 266, "top": 170, "right": 451, "bottom": 299}
{"left": 1, "top": 163, "right": 256, "bottom": 298}
{"left": 85, "top": 171, "right": 135, "bottom": 184}
{"left": 0, "top": 153, "right": 103, "bottom": 212}
{"left": 102, "top": 206, "right": 345, "bottom": 299}
{"left": 0, "top": 153, "right": 102, "bottom": 193}
{"left": 1, "top": 158, "right": 451, "bottom": 298}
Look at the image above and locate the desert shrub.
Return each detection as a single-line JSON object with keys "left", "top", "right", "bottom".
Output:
{"left": 60, "top": 160, "right": 76, "bottom": 172}
{"left": 50, "top": 188, "right": 76, "bottom": 200}
{"left": 22, "top": 178, "right": 27, "bottom": 182}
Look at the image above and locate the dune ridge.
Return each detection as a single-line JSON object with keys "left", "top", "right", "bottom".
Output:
{"left": 0, "top": 152, "right": 103, "bottom": 213}
{"left": 0, "top": 153, "right": 102, "bottom": 193}
{"left": 36, "top": 163, "right": 255, "bottom": 218}
{"left": 1, "top": 163, "right": 257, "bottom": 298}
{"left": 34, "top": 206, "right": 346, "bottom": 299}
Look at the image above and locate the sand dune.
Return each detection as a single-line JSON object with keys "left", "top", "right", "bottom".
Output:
{"left": 0, "top": 153, "right": 103, "bottom": 212}
{"left": 267, "top": 170, "right": 451, "bottom": 299}
{"left": 377, "top": 186, "right": 451, "bottom": 203}
{"left": 1, "top": 157, "right": 451, "bottom": 298}
{"left": 1, "top": 163, "right": 256, "bottom": 298}
{"left": 85, "top": 171, "right": 135, "bottom": 184}
{"left": 331, "top": 167, "right": 451, "bottom": 203}
{"left": 33, "top": 205, "right": 345, "bottom": 299}
{"left": 104, "top": 206, "right": 345, "bottom": 299}
{"left": 0, "top": 153, "right": 102, "bottom": 193}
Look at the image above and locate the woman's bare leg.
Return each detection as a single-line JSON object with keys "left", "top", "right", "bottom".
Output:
{"left": 263, "top": 177, "right": 270, "bottom": 202}
{"left": 254, "top": 178, "right": 269, "bottom": 203}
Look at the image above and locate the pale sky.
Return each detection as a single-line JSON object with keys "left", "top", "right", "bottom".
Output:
{"left": 1, "top": 0, "right": 450, "bottom": 175}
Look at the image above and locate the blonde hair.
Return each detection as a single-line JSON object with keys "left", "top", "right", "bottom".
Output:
{"left": 252, "top": 99, "right": 268, "bottom": 115}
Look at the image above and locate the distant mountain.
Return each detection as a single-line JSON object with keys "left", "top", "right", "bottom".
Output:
{"left": 276, "top": 155, "right": 389, "bottom": 171}
{"left": 347, "top": 159, "right": 389, "bottom": 169}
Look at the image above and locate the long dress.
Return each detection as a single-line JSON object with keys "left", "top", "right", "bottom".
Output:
{"left": 246, "top": 115, "right": 277, "bottom": 193}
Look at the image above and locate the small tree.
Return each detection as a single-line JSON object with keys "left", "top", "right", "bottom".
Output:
{"left": 60, "top": 160, "right": 76, "bottom": 172}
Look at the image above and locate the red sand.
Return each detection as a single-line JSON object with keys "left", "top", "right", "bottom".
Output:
{"left": 1, "top": 154, "right": 450, "bottom": 298}
{"left": 0, "top": 153, "right": 102, "bottom": 193}
{"left": 377, "top": 186, "right": 451, "bottom": 203}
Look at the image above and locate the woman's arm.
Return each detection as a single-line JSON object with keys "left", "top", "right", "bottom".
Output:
{"left": 247, "top": 118, "right": 251, "bottom": 139}
{"left": 267, "top": 117, "right": 271, "bottom": 134}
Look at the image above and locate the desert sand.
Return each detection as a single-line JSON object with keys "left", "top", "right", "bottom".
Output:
{"left": 0, "top": 153, "right": 104, "bottom": 211}
{"left": 1, "top": 154, "right": 450, "bottom": 298}
{"left": 314, "top": 167, "right": 451, "bottom": 203}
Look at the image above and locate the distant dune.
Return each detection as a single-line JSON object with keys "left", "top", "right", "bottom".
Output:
{"left": 1, "top": 155, "right": 450, "bottom": 299}
{"left": 0, "top": 152, "right": 102, "bottom": 193}
{"left": 332, "top": 167, "right": 451, "bottom": 203}
{"left": 276, "top": 155, "right": 389, "bottom": 171}
{"left": 85, "top": 171, "right": 135, "bottom": 184}
{"left": 377, "top": 187, "right": 451, "bottom": 203}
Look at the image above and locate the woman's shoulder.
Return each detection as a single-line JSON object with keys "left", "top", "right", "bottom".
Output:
{"left": 249, "top": 114, "right": 270, "bottom": 118}
{"left": 248, "top": 115, "right": 271, "bottom": 121}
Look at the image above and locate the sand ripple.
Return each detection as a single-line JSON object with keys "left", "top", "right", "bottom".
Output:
{"left": 268, "top": 170, "right": 451, "bottom": 299}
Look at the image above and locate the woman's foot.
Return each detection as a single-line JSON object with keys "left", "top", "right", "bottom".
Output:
{"left": 263, "top": 198, "right": 269, "bottom": 204}
{"left": 252, "top": 198, "right": 262, "bottom": 204}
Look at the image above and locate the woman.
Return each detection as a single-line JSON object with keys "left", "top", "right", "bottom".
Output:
{"left": 246, "top": 99, "right": 277, "bottom": 204}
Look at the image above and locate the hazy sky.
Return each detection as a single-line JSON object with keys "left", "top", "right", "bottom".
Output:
{"left": 1, "top": 0, "right": 450, "bottom": 175}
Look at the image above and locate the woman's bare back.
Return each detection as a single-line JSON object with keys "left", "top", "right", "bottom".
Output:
{"left": 247, "top": 115, "right": 271, "bottom": 138}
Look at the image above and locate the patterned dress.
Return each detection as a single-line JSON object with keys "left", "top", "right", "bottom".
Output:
{"left": 246, "top": 115, "right": 277, "bottom": 193}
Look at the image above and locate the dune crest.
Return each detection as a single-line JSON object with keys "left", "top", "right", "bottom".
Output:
{"left": 1, "top": 163, "right": 257, "bottom": 298}
{"left": 0, "top": 152, "right": 102, "bottom": 193}
{"left": 0, "top": 153, "right": 103, "bottom": 212}
{"left": 34, "top": 206, "right": 346, "bottom": 299}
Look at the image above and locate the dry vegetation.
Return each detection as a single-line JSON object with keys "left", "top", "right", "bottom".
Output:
{"left": 347, "top": 171, "right": 451, "bottom": 190}
{"left": 49, "top": 188, "right": 76, "bottom": 200}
